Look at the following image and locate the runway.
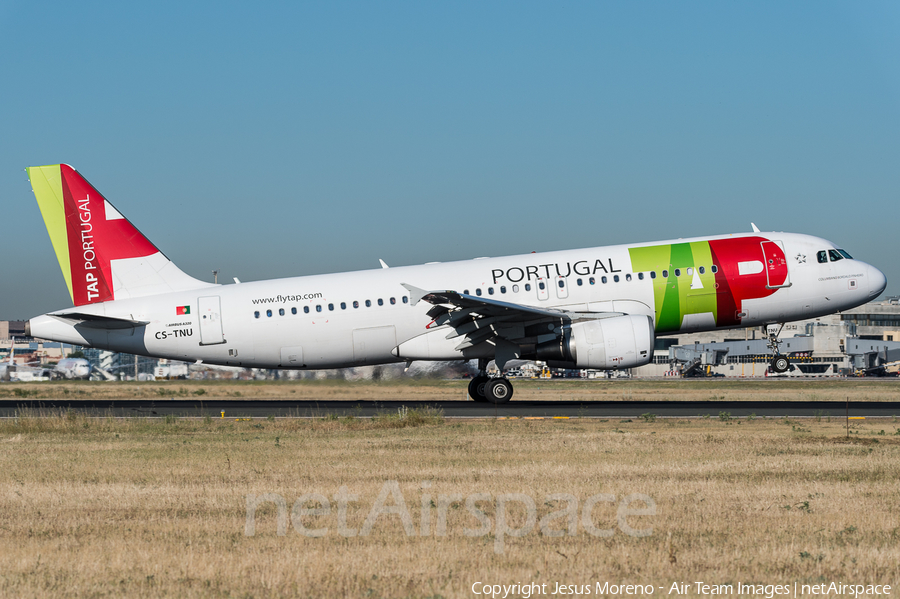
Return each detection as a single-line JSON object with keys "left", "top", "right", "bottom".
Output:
{"left": 2, "top": 398, "right": 899, "bottom": 419}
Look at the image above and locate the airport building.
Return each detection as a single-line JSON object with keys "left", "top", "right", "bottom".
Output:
{"left": 638, "top": 297, "right": 900, "bottom": 377}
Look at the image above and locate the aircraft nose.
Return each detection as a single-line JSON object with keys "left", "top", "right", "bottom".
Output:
{"left": 868, "top": 264, "right": 887, "bottom": 298}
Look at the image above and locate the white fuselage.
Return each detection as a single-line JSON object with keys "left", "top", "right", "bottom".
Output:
{"left": 29, "top": 231, "right": 885, "bottom": 369}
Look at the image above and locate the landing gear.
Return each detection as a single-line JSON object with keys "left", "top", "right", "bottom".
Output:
{"left": 484, "top": 378, "right": 514, "bottom": 404}
{"left": 767, "top": 323, "right": 791, "bottom": 373}
{"left": 771, "top": 355, "right": 790, "bottom": 373}
{"left": 468, "top": 358, "right": 514, "bottom": 404}
{"left": 468, "top": 375, "right": 490, "bottom": 403}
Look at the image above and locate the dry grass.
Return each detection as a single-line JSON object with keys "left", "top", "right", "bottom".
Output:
{"left": 1, "top": 409, "right": 899, "bottom": 598}
{"left": 2, "top": 377, "right": 900, "bottom": 403}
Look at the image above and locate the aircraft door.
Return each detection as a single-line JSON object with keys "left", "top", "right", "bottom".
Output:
{"left": 536, "top": 277, "right": 549, "bottom": 301}
{"left": 761, "top": 241, "right": 791, "bottom": 289}
{"left": 198, "top": 296, "right": 226, "bottom": 345}
{"left": 554, "top": 276, "right": 569, "bottom": 299}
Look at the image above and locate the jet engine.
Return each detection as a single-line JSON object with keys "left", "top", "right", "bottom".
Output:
{"left": 536, "top": 314, "right": 655, "bottom": 369}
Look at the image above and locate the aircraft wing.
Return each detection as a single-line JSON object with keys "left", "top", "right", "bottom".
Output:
{"left": 401, "top": 283, "right": 624, "bottom": 368}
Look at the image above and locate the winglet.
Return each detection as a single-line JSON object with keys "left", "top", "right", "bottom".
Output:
{"left": 400, "top": 283, "right": 429, "bottom": 306}
{"left": 751, "top": 222, "right": 760, "bottom": 233}
{"left": 379, "top": 259, "right": 389, "bottom": 269}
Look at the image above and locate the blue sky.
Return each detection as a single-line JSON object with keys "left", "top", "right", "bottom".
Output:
{"left": 1, "top": 1, "right": 898, "bottom": 318}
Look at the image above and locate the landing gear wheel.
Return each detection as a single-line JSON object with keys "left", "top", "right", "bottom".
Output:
{"left": 771, "top": 356, "right": 790, "bottom": 373}
{"left": 484, "top": 378, "right": 514, "bottom": 404}
{"left": 468, "top": 375, "right": 489, "bottom": 402}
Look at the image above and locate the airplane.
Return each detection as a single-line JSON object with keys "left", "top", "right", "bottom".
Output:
{"left": 23, "top": 164, "right": 887, "bottom": 403}
{"left": 0, "top": 337, "right": 51, "bottom": 382}
{"left": 52, "top": 357, "right": 92, "bottom": 379}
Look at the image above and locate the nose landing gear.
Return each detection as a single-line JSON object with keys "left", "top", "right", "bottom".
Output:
{"left": 767, "top": 323, "right": 791, "bottom": 373}
{"left": 468, "top": 358, "right": 514, "bottom": 404}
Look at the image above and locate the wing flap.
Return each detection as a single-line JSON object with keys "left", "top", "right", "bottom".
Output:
{"left": 401, "top": 282, "right": 633, "bottom": 369}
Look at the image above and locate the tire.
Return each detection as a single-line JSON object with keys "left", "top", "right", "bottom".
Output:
{"left": 772, "top": 356, "right": 790, "bottom": 373}
{"left": 484, "top": 378, "right": 514, "bottom": 404}
{"left": 468, "top": 375, "right": 489, "bottom": 402}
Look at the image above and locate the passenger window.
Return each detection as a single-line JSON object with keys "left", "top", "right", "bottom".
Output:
{"left": 340, "top": 302, "right": 346, "bottom": 310}
{"left": 488, "top": 288, "right": 494, "bottom": 295}
{"left": 365, "top": 300, "right": 371, "bottom": 308}
{"left": 402, "top": 296, "right": 408, "bottom": 304}
{"left": 638, "top": 272, "right": 644, "bottom": 280}
{"left": 525, "top": 283, "right": 531, "bottom": 291}
{"left": 512, "top": 285, "right": 519, "bottom": 292}
{"left": 625, "top": 274, "right": 632, "bottom": 282}
{"left": 614, "top": 275, "right": 620, "bottom": 283}
{"left": 316, "top": 305, "right": 322, "bottom": 312}
{"left": 328, "top": 303, "right": 334, "bottom": 311}
{"left": 266, "top": 309, "right": 273, "bottom": 317}
{"left": 464, "top": 289, "right": 469, "bottom": 295}
{"left": 650, "top": 271, "right": 656, "bottom": 279}
{"left": 279, "top": 308, "right": 285, "bottom": 316}
{"left": 304, "top": 306, "right": 310, "bottom": 314}
{"left": 500, "top": 286, "right": 507, "bottom": 293}
{"left": 291, "top": 307, "right": 297, "bottom": 315}
{"left": 686, "top": 267, "right": 693, "bottom": 275}
{"left": 353, "top": 301, "right": 359, "bottom": 308}
{"left": 838, "top": 249, "right": 853, "bottom": 259}
{"left": 589, "top": 277, "right": 595, "bottom": 285}
{"left": 390, "top": 297, "right": 396, "bottom": 305}
{"left": 674, "top": 269, "right": 681, "bottom": 277}
{"left": 476, "top": 288, "right": 482, "bottom": 296}
{"left": 377, "top": 299, "right": 384, "bottom": 306}
{"left": 698, "top": 266, "right": 705, "bottom": 274}
{"left": 601, "top": 276, "right": 608, "bottom": 284}
{"left": 829, "top": 250, "right": 843, "bottom": 262}
{"left": 254, "top": 311, "right": 260, "bottom": 319}
{"left": 538, "top": 282, "right": 545, "bottom": 290}
{"left": 662, "top": 270, "right": 669, "bottom": 278}
{"left": 558, "top": 280, "right": 564, "bottom": 288}
{"left": 711, "top": 265, "right": 718, "bottom": 273}
{"left": 817, "top": 251, "right": 828, "bottom": 264}
{"left": 576, "top": 278, "right": 582, "bottom": 286}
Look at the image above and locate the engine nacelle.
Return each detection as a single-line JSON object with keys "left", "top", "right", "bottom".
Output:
{"left": 536, "top": 314, "right": 655, "bottom": 369}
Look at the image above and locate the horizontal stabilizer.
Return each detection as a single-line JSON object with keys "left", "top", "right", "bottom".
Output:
{"left": 52, "top": 312, "right": 149, "bottom": 329}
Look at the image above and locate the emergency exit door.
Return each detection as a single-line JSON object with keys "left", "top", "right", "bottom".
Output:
{"left": 761, "top": 241, "right": 791, "bottom": 289}
{"left": 198, "top": 296, "right": 226, "bottom": 345}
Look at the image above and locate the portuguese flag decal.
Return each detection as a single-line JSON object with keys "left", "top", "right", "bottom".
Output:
{"left": 176, "top": 305, "right": 191, "bottom": 315}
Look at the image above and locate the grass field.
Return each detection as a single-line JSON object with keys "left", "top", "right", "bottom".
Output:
{"left": 1, "top": 388, "right": 899, "bottom": 598}
{"left": 2, "top": 377, "right": 900, "bottom": 403}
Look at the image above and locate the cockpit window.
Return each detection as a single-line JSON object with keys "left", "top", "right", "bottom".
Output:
{"left": 828, "top": 249, "right": 843, "bottom": 262}
{"left": 817, "top": 251, "right": 828, "bottom": 264}
{"left": 837, "top": 249, "right": 853, "bottom": 260}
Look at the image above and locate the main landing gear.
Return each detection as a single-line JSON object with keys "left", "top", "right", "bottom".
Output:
{"left": 468, "top": 359, "right": 514, "bottom": 404}
{"left": 767, "top": 323, "right": 791, "bottom": 374}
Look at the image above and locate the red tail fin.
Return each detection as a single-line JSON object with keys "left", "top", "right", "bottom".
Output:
{"left": 28, "top": 164, "right": 212, "bottom": 305}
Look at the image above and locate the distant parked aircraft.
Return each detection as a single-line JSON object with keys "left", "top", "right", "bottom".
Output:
{"left": 52, "top": 357, "right": 92, "bottom": 379}
{"left": 0, "top": 338, "right": 50, "bottom": 382}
